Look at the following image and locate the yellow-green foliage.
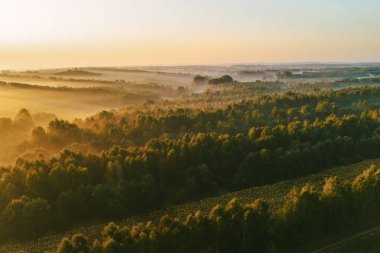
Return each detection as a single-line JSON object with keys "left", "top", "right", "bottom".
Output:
{"left": 53, "top": 165, "right": 380, "bottom": 253}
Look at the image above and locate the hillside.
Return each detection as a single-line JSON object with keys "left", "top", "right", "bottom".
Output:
{"left": 54, "top": 69, "right": 101, "bottom": 76}
{"left": 1, "top": 158, "right": 379, "bottom": 253}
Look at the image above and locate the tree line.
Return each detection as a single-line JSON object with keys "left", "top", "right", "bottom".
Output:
{"left": 2, "top": 87, "right": 380, "bottom": 239}
{"left": 55, "top": 165, "right": 380, "bottom": 253}
{"left": 2, "top": 107, "right": 380, "bottom": 239}
{"left": 25, "top": 86, "right": 380, "bottom": 152}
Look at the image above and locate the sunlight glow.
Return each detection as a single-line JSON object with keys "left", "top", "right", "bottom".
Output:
{"left": 1, "top": 0, "right": 380, "bottom": 68}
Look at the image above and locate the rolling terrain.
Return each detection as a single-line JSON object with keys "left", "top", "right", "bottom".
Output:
{"left": 1, "top": 65, "right": 380, "bottom": 252}
{"left": 1, "top": 158, "right": 378, "bottom": 253}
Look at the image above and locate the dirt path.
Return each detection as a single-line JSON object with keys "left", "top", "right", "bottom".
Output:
{"left": 311, "top": 226, "right": 380, "bottom": 253}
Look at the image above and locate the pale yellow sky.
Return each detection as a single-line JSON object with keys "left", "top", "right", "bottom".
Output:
{"left": 1, "top": 0, "right": 380, "bottom": 69}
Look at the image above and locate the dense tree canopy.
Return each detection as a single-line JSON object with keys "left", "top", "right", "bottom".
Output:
{"left": 55, "top": 165, "right": 380, "bottom": 253}
{"left": 2, "top": 87, "right": 380, "bottom": 239}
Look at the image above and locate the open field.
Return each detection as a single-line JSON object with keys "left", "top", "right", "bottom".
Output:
{"left": 0, "top": 82, "right": 157, "bottom": 119}
{"left": 1, "top": 68, "right": 194, "bottom": 87}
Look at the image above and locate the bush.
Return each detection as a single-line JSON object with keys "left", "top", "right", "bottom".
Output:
{"left": 208, "top": 75, "right": 234, "bottom": 84}
{"left": 1, "top": 196, "right": 51, "bottom": 238}
{"left": 193, "top": 75, "right": 209, "bottom": 84}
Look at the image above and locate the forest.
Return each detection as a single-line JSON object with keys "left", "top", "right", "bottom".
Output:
{"left": 3, "top": 0, "right": 380, "bottom": 251}
{"left": 55, "top": 165, "right": 380, "bottom": 253}
{"left": 1, "top": 66, "right": 380, "bottom": 252}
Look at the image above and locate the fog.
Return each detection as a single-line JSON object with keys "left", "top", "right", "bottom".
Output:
{"left": 0, "top": 109, "right": 55, "bottom": 165}
{"left": 0, "top": 68, "right": 198, "bottom": 165}
{"left": 1, "top": 64, "right": 379, "bottom": 166}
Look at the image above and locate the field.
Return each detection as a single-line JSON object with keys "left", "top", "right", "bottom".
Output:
{"left": 0, "top": 67, "right": 196, "bottom": 120}
{"left": 0, "top": 68, "right": 193, "bottom": 87}
{"left": 2, "top": 65, "right": 380, "bottom": 119}
{"left": 1, "top": 158, "right": 378, "bottom": 253}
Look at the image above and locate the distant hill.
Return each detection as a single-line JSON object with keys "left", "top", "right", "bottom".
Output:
{"left": 86, "top": 67, "right": 150, "bottom": 73}
{"left": 54, "top": 69, "right": 101, "bottom": 76}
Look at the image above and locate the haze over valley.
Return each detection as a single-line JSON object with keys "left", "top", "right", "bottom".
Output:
{"left": 1, "top": 1, "right": 380, "bottom": 252}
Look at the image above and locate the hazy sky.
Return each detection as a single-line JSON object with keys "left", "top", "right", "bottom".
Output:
{"left": 1, "top": 0, "right": 380, "bottom": 69}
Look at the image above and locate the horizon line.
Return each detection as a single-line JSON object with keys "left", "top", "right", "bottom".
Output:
{"left": 3, "top": 61, "right": 380, "bottom": 72}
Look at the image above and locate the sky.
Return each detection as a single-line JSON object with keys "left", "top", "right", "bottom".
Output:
{"left": 0, "top": 0, "right": 380, "bottom": 69}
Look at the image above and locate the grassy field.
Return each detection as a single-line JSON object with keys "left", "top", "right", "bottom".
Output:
{"left": 0, "top": 68, "right": 193, "bottom": 87}
{"left": 0, "top": 84, "right": 156, "bottom": 119}
{"left": 0, "top": 70, "right": 196, "bottom": 119}
{"left": 1, "top": 158, "right": 379, "bottom": 253}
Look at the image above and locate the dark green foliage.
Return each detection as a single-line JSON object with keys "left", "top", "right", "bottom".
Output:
{"left": 1, "top": 196, "right": 51, "bottom": 239}
{"left": 193, "top": 75, "right": 209, "bottom": 84}
{"left": 54, "top": 69, "right": 101, "bottom": 76}
{"left": 277, "top": 71, "right": 293, "bottom": 79}
{"left": 55, "top": 165, "right": 380, "bottom": 253}
{"left": 208, "top": 75, "right": 234, "bottom": 84}
{"left": 3, "top": 87, "right": 380, "bottom": 239}
{"left": 25, "top": 86, "right": 380, "bottom": 150}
